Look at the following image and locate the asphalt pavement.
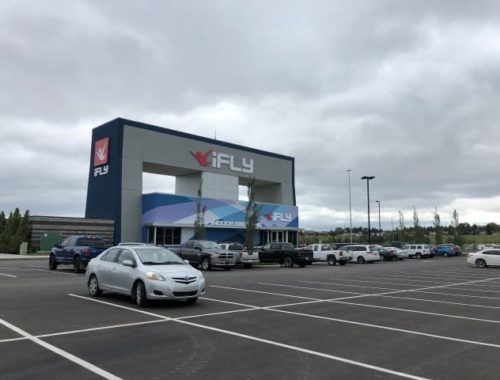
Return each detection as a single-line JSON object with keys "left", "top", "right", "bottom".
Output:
{"left": 2, "top": 255, "right": 500, "bottom": 379}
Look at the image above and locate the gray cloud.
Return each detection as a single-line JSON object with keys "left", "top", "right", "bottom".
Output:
{"left": 1, "top": 0, "right": 500, "bottom": 230}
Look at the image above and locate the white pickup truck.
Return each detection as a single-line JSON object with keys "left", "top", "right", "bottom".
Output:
{"left": 219, "top": 242, "right": 260, "bottom": 268}
{"left": 304, "top": 243, "right": 350, "bottom": 265}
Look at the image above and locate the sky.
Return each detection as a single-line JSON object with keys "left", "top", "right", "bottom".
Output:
{"left": 1, "top": 0, "right": 500, "bottom": 231}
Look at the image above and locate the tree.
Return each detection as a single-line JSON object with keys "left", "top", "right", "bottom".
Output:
{"left": 0, "top": 209, "right": 31, "bottom": 253}
{"left": 193, "top": 182, "right": 206, "bottom": 240}
{"left": 412, "top": 206, "right": 425, "bottom": 243}
{"left": 395, "top": 210, "right": 406, "bottom": 242}
{"left": 433, "top": 207, "right": 443, "bottom": 245}
{"left": 245, "top": 177, "right": 260, "bottom": 252}
{"left": 451, "top": 209, "right": 465, "bottom": 247}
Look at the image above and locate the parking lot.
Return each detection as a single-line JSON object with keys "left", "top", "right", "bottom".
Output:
{"left": 2, "top": 256, "right": 500, "bottom": 379}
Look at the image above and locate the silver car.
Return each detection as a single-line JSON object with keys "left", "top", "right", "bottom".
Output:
{"left": 85, "top": 245, "right": 206, "bottom": 307}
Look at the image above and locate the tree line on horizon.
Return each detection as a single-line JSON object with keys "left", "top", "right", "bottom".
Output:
{"left": 302, "top": 208, "right": 500, "bottom": 247}
{"left": 0, "top": 208, "right": 30, "bottom": 254}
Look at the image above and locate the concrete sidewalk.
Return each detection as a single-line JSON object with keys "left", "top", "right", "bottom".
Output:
{"left": 0, "top": 253, "right": 49, "bottom": 260}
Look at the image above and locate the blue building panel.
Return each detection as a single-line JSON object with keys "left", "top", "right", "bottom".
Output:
{"left": 142, "top": 193, "right": 298, "bottom": 229}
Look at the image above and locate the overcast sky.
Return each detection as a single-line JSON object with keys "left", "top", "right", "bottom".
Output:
{"left": 1, "top": 1, "right": 500, "bottom": 231}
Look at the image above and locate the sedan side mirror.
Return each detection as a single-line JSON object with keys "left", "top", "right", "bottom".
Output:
{"left": 184, "top": 259, "right": 190, "bottom": 265}
{"left": 122, "top": 259, "right": 136, "bottom": 268}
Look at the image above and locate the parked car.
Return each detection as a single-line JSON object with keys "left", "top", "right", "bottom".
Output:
{"left": 384, "top": 246, "right": 407, "bottom": 260}
{"left": 304, "top": 243, "right": 350, "bottom": 265}
{"left": 169, "top": 240, "right": 235, "bottom": 270}
{"left": 49, "top": 235, "right": 109, "bottom": 273}
{"left": 258, "top": 242, "right": 313, "bottom": 267}
{"left": 341, "top": 245, "right": 381, "bottom": 264}
{"left": 378, "top": 247, "right": 399, "bottom": 261}
{"left": 435, "top": 244, "right": 461, "bottom": 257}
{"left": 219, "top": 242, "right": 259, "bottom": 268}
{"left": 467, "top": 248, "right": 500, "bottom": 268}
{"left": 85, "top": 245, "right": 205, "bottom": 307}
{"left": 402, "top": 244, "right": 434, "bottom": 259}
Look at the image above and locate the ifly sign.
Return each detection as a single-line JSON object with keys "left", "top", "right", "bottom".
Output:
{"left": 190, "top": 150, "right": 254, "bottom": 174}
{"left": 93, "top": 137, "right": 110, "bottom": 177}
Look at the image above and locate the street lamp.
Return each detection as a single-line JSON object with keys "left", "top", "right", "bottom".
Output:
{"left": 375, "top": 200, "right": 381, "bottom": 244}
{"left": 361, "top": 176, "right": 375, "bottom": 244}
{"left": 346, "top": 169, "right": 353, "bottom": 244}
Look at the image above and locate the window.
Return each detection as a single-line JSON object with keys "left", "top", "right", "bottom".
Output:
{"left": 76, "top": 237, "right": 106, "bottom": 247}
{"left": 102, "top": 248, "right": 120, "bottom": 262}
{"left": 117, "top": 249, "right": 136, "bottom": 265}
{"left": 184, "top": 241, "right": 193, "bottom": 249}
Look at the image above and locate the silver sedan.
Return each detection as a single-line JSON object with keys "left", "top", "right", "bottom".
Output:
{"left": 85, "top": 245, "right": 206, "bottom": 307}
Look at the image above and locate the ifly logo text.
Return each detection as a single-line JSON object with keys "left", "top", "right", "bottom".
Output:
{"left": 265, "top": 213, "right": 293, "bottom": 222}
{"left": 94, "top": 165, "right": 109, "bottom": 177}
{"left": 191, "top": 150, "right": 254, "bottom": 174}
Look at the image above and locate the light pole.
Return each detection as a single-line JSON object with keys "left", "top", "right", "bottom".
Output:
{"left": 375, "top": 200, "right": 381, "bottom": 244}
{"left": 361, "top": 176, "right": 375, "bottom": 244}
{"left": 346, "top": 169, "right": 353, "bottom": 244}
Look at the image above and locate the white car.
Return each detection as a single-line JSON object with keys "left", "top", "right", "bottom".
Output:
{"left": 219, "top": 242, "right": 260, "bottom": 268}
{"left": 342, "top": 245, "right": 381, "bottom": 264}
{"left": 402, "top": 244, "right": 433, "bottom": 259}
{"left": 85, "top": 245, "right": 206, "bottom": 307}
{"left": 467, "top": 248, "right": 500, "bottom": 268}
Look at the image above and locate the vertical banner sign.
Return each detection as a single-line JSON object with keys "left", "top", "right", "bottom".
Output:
{"left": 94, "top": 137, "right": 110, "bottom": 177}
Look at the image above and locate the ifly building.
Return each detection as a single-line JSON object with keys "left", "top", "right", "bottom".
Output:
{"left": 85, "top": 118, "right": 299, "bottom": 246}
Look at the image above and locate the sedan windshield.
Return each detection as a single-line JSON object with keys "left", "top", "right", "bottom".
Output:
{"left": 135, "top": 247, "right": 185, "bottom": 265}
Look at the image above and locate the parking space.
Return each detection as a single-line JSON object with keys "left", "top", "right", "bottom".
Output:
{"left": 3, "top": 256, "right": 500, "bottom": 379}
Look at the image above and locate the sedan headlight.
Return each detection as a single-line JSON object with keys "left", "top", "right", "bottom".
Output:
{"left": 146, "top": 271, "right": 166, "bottom": 281}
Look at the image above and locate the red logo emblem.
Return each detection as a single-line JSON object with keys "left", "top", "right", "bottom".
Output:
{"left": 264, "top": 213, "right": 273, "bottom": 221}
{"left": 94, "top": 137, "right": 109, "bottom": 167}
{"left": 190, "top": 150, "right": 212, "bottom": 167}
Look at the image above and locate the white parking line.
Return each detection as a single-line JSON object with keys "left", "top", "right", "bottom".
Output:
{"left": 298, "top": 280, "right": 398, "bottom": 291}
{"left": 258, "top": 282, "right": 363, "bottom": 295}
{"left": 249, "top": 283, "right": 500, "bottom": 324}
{"left": 269, "top": 307, "right": 500, "bottom": 349}
{"left": 173, "top": 318, "right": 429, "bottom": 380}
{"left": 0, "top": 272, "right": 17, "bottom": 278}
{"left": 446, "top": 286, "right": 500, "bottom": 294}
{"left": 329, "top": 278, "right": 424, "bottom": 288}
{"left": 414, "top": 290, "right": 500, "bottom": 301}
{"left": 0, "top": 318, "right": 122, "bottom": 380}
{"left": 69, "top": 294, "right": 428, "bottom": 380}
{"left": 381, "top": 295, "right": 500, "bottom": 310}
{"left": 391, "top": 272, "right": 487, "bottom": 280}
{"left": 0, "top": 266, "right": 79, "bottom": 276}
{"left": 329, "top": 300, "right": 500, "bottom": 324}
{"left": 359, "top": 276, "right": 442, "bottom": 284}
{"left": 210, "top": 285, "right": 319, "bottom": 300}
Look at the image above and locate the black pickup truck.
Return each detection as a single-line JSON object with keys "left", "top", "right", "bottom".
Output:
{"left": 258, "top": 242, "right": 313, "bottom": 268}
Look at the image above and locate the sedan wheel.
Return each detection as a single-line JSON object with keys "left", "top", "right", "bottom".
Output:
{"left": 88, "top": 275, "right": 102, "bottom": 297}
{"left": 476, "top": 259, "right": 487, "bottom": 268}
{"left": 134, "top": 281, "right": 148, "bottom": 307}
